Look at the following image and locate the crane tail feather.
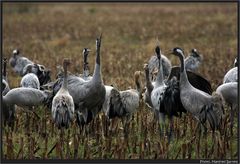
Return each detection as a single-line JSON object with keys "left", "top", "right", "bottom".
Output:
{"left": 162, "top": 76, "right": 187, "bottom": 118}
{"left": 200, "top": 94, "right": 224, "bottom": 131}
{"left": 108, "top": 88, "right": 125, "bottom": 119}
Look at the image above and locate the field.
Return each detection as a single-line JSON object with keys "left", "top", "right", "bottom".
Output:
{"left": 2, "top": 3, "right": 238, "bottom": 160}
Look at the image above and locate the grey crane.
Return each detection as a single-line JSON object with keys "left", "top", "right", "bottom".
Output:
{"left": 20, "top": 62, "right": 41, "bottom": 126}
{"left": 20, "top": 64, "right": 40, "bottom": 90}
{"left": 9, "top": 49, "right": 34, "bottom": 76}
{"left": 184, "top": 48, "right": 203, "bottom": 72}
{"left": 144, "top": 47, "right": 211, "bottom": 138}
{"left": 102, "top": 71, "right": 141, "bottom": 136}
{"left": 74, "top": 35, "right": 106, "bottom": 126}
{"left": 147, "top": 48, "right": 172, "bottom": 81}
{"left": 2, "top": 58, "right": 10, "bottom": 95}
{"left": 55, "top": 48, "right": 92, "bottom": 82}
{"left": 51, "top": 59, "right": 75, "bottom": 129}
{"left": 22, "top": 63, "right": 51, "bottom": 86}
{"left": 79, "top": 48, "right": 92, "bottom": 81}
{"left": 234, "top": 57, "right": 238, "bottom": 67}
{"left": 48, "top": 35, "right": 106, "bottom": 127}
{"left": 150, "top": 46, "right": 167, "bottom": 122}
{"left": 150, "top": 46, "right": 187, "bottom": 137}
{"left": 170, "top": 47, "right": 224, "bottom": 132}
{"left": 148, "top": 48, "right": 203, "bottom": 82}
{"left": 4, "top": 56, "right": 51, "bottom": 108}
{"left": 216, "top": 82, "right": 237, "bottom": 134}
{"left": 2, "top": 79, "right": 10, "bottom": 96}
{"left": 103, "top": 71, "right": 141, "bottom": 120}
{"left": 3, "top": 87, "right": 50, "bottom": 107}
{"left": 2, "top": 58, "right": 15, "bottom": 128}
{"left": 143, "top": 64, "right": 154, "bottom": 109}
{"left": 223, "top": 58, "right": 238, "bottom": 84}
{"left": 9, "top": 49, "right": 51, "bottom": 85}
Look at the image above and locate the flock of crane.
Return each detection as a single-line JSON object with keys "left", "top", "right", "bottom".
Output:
{"left": 2, "top": 35, "right": 238, "bottom": 139}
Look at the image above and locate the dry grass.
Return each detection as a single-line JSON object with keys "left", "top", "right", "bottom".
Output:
{"left": 2, "top": 3, "right": 238, "bottom": 160}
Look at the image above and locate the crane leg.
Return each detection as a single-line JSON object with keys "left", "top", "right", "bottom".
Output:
{"left": 194, "top": 122, "right": 201, "bottom": 137}
{"left": 159, "top": 113, "right": 165, "bottom": 138}
{"left": 105, "top": 116, "right": 110, "bottom": 137}
{"left": 154, "top": 110, "right": 159, "bottom": 122}
{"left": 123, "top": 115, "right": 131, "bottom": 138}
{"left": 230, "top": 105, "right": 234, "bottom": 135}
{"left": 167, "top": 117, "right": 174, "bottom": 143}
{"left": 25, "top": 107, "right": 32, "bottom": 133}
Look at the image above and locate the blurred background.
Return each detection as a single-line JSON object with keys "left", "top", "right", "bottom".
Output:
{"left": 2, "top": 3, "right": 237, "bottom": 90}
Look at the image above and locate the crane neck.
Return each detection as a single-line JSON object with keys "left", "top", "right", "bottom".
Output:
{"left": 155, "top": 57, "right": 164, "bottom": 87}
{"left": 3, "top": 60, "right": 7, "bottom": 79}
{"left": 92, "top": 47, "right": 102, "bottom": 83}
{"left": 63, "top": 64, "right": 68, "bottom": 89}
{"left": 83, "top": 63, "right": 90, "bottom": 77}
{"left": 145, "top": 68, "right": 153, "bottom": 92}
{"left": 178, "top": 52, "right": 191, "bottom": 88}
{"left": 135, "top": 77, "right": 141, "bottom": 95}
{"left": 83, "top": 53, "right": 88, "bottom": 64}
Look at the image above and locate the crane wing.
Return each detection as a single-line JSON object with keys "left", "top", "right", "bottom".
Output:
{"left": 168, "top": 66, "right": 212, "bottom": 94}
{"left": 162, "top": 77, "right": 187, "bottom": 117}
{"left": 108, "top": 88, "right": 125, "bottom": 118}
{"left": 120, "top": 90, "right": 139, "bottom": 114}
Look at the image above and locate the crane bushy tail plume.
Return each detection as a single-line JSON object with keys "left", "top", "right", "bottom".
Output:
{"left": 199, "top": 92, "right": 224, "bottom": 131}
{"left": 161, "top": 76, "right": 186, "bottom": 118}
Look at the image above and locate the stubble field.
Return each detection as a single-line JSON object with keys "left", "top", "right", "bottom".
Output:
{"left": 2, "top": 3, "right": 238, "bottom": 160}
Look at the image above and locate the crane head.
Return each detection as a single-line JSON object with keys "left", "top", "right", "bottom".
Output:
{"left": 13, "top": 49, "right": 20, "bottom": 57}
{"left": 134, "top": 71, "right": 142, "bottom": 80}
{"left": 96, "top": 34, "right": 102, "bottom": 49}
{"left": 234, "top": 57, "right": 238, "bottom": 67}
{"left": 191, "top": 48, "right": 200, "bottom": 58}
{"left": 83, "top": 48, "right": 91, "bottom": 63}
{"left": 38, "top": 64, "right": 46, "bottom": 72}
{"left": 63, "top": 58, "right": 71, "bottom": 67}
{"left": 143, "top": 64, "right": 149, "bottom": 71}
{"left": 83, "top": 48, "right": 91, "bottom": 55}
{"left": 171, "top": 47, "right": 184, "bottom": 57}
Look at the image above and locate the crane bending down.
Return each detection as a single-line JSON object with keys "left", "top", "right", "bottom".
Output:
{"left": 3, "top": 87, "right": 52, "bottom": 128}
{"left": 216, "top": 82, "right": 237, "bottom": 134}
{"left": 9, "top": 49, "right": 33, "bottom": 76}
{"left": 101, "top": 71, "right": 141, "bottom": 136}
{"left": 9, "top": 49, "right": 51, "bottom": 85}
{"left": 23, "top": 63, "right": 51, "bottom": 86}
{"left": 3, "top": 87, "right": 51, "bottom": 107}
{"left": 170, "top": 47, "right": 224, "bottom": 132}
{"left": 20, "top": 64, "right": 40, "bottom": 89}
{"left": 51, "top": 59, "right": 75, "bottom": 129}
{"left": 223, "top": 57, "right": 238, "bottom": 84}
